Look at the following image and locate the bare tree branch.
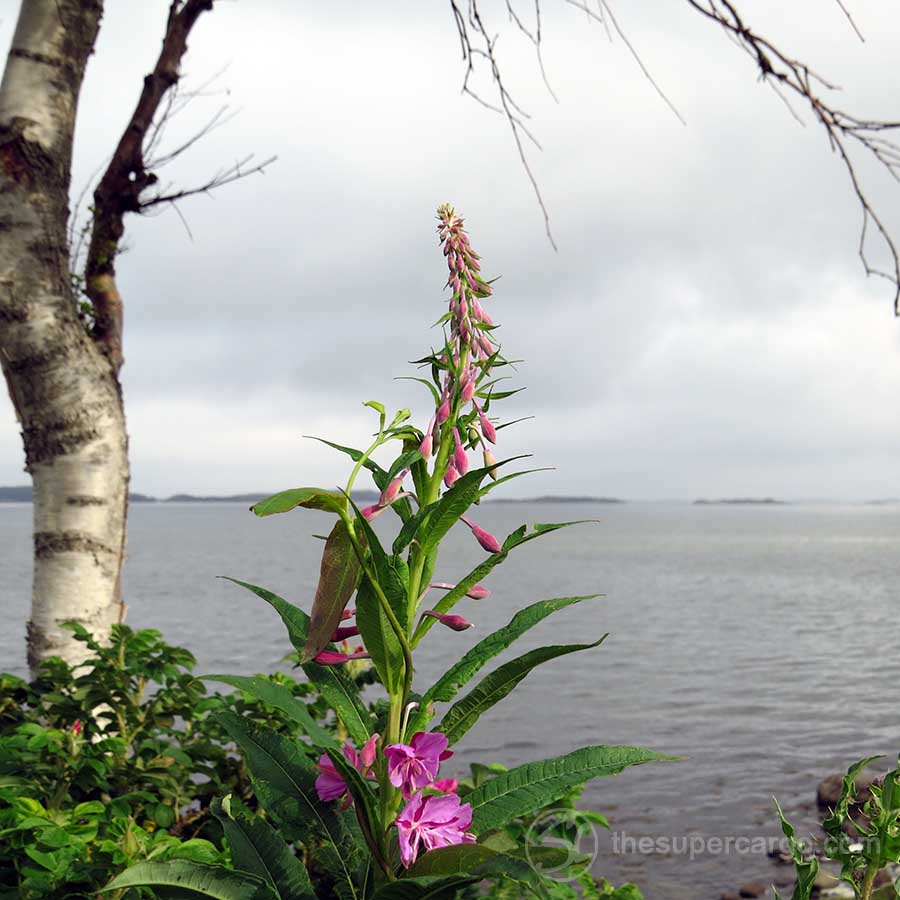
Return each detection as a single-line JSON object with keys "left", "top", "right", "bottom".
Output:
{"left": 684, "top": 0, "right": 900, "bottom": 313}
{"left": 833, "top": 0, "right": 865, "bottom": 43}
{"left": 84, "top": 0, "right": 274, "bottom": 370}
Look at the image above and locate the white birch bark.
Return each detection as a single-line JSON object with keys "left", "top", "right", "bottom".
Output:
{"left": 0, "top": 0, "right": 129, "bottom": 673}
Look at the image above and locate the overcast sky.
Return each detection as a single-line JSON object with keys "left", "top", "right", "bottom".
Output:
{"left": 2, "top": 0, "right": 899, "bottom": 500}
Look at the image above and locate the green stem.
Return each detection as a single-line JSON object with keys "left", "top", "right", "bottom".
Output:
{"left": 345, "top": 435, "right": 384, "bottom": 497}
{"left": 860, "top": 862, "right": 879, "bottom": 900}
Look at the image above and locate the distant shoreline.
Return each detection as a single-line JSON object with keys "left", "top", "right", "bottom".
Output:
{"left": 0, "top": 486, "right": 625, "bottom": 505}
{"left": 693, "top": 498, "right": 786, "bottom": 506}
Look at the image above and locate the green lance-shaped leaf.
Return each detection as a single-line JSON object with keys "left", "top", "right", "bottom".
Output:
{"left": 211, "top": 796, "right": 316, "bottom": 900}
{"left": 215, "top": 711, "right": 361, "bottom": 898}
{"left": 304, "top": 519, "right": 363, "bottom": 663}
{"left": 103, "top": 860, "right": 273, "bottom": 900}
{"left": 251, "top": 487, "right": 347, "bottom": 518}
{"left": 220, "top": 578, "right": 372, "bottom": 745}
{"left": 773, "top": 798, "right": 818, "bottom": 900}
{"left": 371, "top": 875, "right": 480, "bottom": 900}
{"left": 408, "top": 595, "right": 600, "bottom": 735}
{"left": 356, "top": 577, "right": 405, "bottom": 694}
{"left": 438, "top": 639, "right": 607, "bottom": 745}
{"left": 405, "top": 844, "right": 553, "bottom": 897}
{"left": 468, "top": 745, "right": 676, "bottom": 834}
{"left": 201, "top": 674, "right": 335, "bottom": 748}
{"left": 412, "top": 521, "right": 592, "bottom": 646}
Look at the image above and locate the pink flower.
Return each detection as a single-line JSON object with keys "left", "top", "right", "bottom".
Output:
{"left": 315, "top": 733, "right": 380, "bottom": 803}
{"left": 444, "top": 465, "right": 459, "bottom": 488}
{"left": 361, "top": 504, "right": 384, "bottom": 521}
{"left": 396, "top": 791, "right": 476, "bottom": 868}
{"left": 419, "top": 415, "right": 436, "bottom": 458}
{"left": 460, "top": 515, "right": 502, "bottom": 553}
{"left": 436, "top": 395, "right": 451, "bottom": 424}
{"left": 423, "top": 610, "right": 473, "bottom": 631}
{"left": 384, "top": 731, "right": 453, "bottom": 800}
{"left": 431, "top": 778, "right": 459, "bottom": 794}
{"left": 70, "top": 719, "right": 83, "bottom": 737}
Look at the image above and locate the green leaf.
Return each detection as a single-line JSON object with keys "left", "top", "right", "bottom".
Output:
{"left": 250, "top": 487, "right": 347, "bottom": 517}
{"left": 773, "top": 798, "right": 818, "bottom": 900}
{"left": 103, "top": 860, "right": 273, "bottom": 900}
{"left": 211, "top": 796, "right": 316, "bottom": 900}
{"left": 220, "top": 578, "right": 371, "bottom": 744}
{"left": 215, "top": 712, "right": 360, "bottom": 898}
{"left": 412, "top": 521, "right": 589, "bottom": 645}
{"left": 372, "top": 875, "right": 479, "bottom": 900}
{"left": 356, "top": 577, "right": 404, "bottom": 693}
{"left": 438, "top": 639, "right": 607, "bottom": 744}
{"left": 385, "top": 449, "right": 422, "bottom": 485}
{"left": 409, "top": 595, "right": 600, "bottom": 734}
{"left": 407, "top": 845, "right": 552, "bottom": 897}
{"left": 468, "top": 745, "right": 675, "bottom": 834}
{"left": 304, "top": 519, "right": 363, "bottom": 662}
{"left": 201, "top": 674, "right": 335, "bottom": 747}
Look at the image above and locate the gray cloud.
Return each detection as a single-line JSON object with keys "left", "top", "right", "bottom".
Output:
{"left": 2, "top": 1, "right": 900, "bottom": 500}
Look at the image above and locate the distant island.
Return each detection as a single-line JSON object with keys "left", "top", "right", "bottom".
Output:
{"left": 693, "top": 498, "right": 787, "bottom": 506}
{"left": 490, "top": 495, "right": 625, "bottom": 504}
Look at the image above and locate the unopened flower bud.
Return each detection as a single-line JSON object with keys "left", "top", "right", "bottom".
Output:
{"left": 452, "top": 428, "right": 469, "bottom": 476}
{"left": 467, "top": 584, "right": 491, "bottom": 600}
{"left": 423, "top": 610, "right": 474, "bottom": 631}
{"left": 314, "top": 648, "right": 371, "bottom": 666}
{"left": 461, "top": 377, "right": 475, "bottom": 404}
{"left": 380, "top": 468, "right": 408, "bottom": 507}
{"left": 444, "top": 465, "right": 460, "bottom": 488}
{"left": 431, "top": 778, "right": 459, "bottom": 793}
{"left": 331, "top": 625, "right": 361, "bottom": 641}
{"left": 460, "top": 515, "right": 501, "bottom": 553}
{"left": 361, "top": 504, "right": 384, "bottom": 521}
{"left": 340, "top": 608, "right": 356, "bottom": 620}
{"left": 478, "top": 407, "right": 497, "bottom": 444}
{"left": 360, "top": 732, "right": 380, "bottom": 769}
{"left": 436, "top": 396, "right": 451, "bottom": 424}
{"left": 483, "top": 448, "right": 499, "bottom": 480}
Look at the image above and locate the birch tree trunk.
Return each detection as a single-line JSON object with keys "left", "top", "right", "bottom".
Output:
{"left": 0, "top": 0, "right": 129, "bottom": 673}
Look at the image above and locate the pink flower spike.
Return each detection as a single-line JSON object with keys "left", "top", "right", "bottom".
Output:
{"left": 313, "top": 649, "right": 371, "bottom": 666}
{"left": 431, "top": 778, "right": 459, "bottom": 794}
{"left": 396, "top": 792, "right": 476, "bottom": 868}
{"left": 460, "top": 515, "right": 502, "bottom": 553}
{"left": 384, "top": 731, "right": 452, "bottom": 800}
{"left": 467, "top": 584, "right": 491, "bottom": 600}
{"left": 331, "top": 625, "right": 361, "bottom": 642}
{"left": 423, "top": 610, "right": 473, "bottom": 632}
{"left": 452, "top": 428, "right": 469, "bottom": 476}
{"left": 444, "top": 465, "right": 459, "bottom": 488}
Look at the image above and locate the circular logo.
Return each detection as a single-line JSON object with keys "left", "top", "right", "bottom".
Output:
{"left": 524, "top": 808, "right": 600, "bottom": 882}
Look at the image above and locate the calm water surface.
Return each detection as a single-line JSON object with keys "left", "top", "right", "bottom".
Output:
{"left": 2, "top": 501, "right": 899, "bottom": 898}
